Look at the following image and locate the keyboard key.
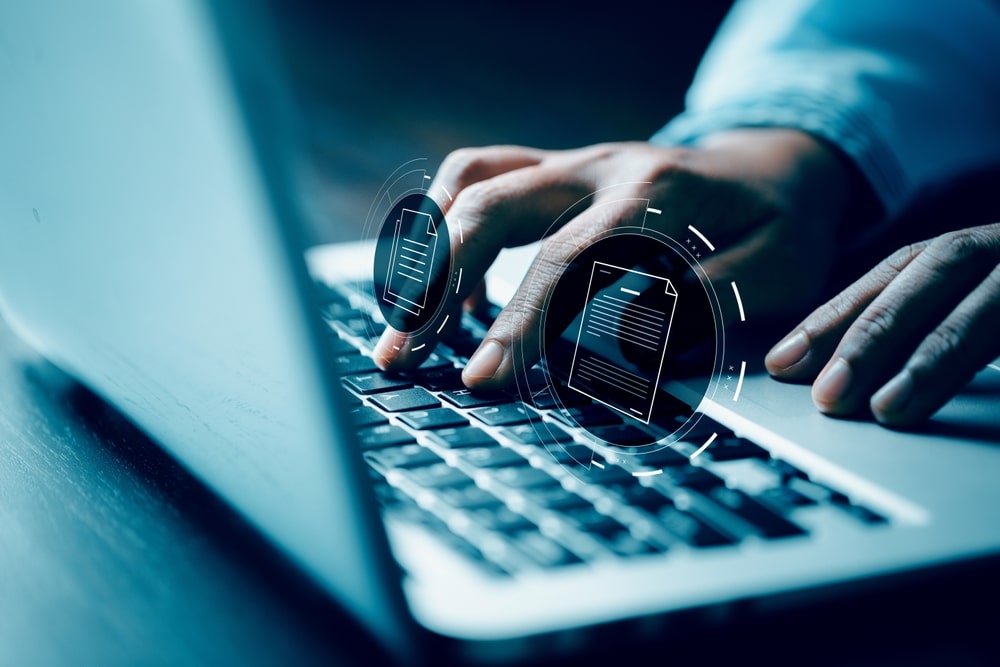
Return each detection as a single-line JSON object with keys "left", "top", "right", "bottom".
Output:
{"left": 656, "top": 507, "right": 735, "bottom": 547}
{"left": 703, "top": 487, "right": 806, "bottom": 539}
{"left": 342, "top": 372, "right": 414, "bottom": 394}
{"left": 315, "top": 281, "right": 349, "bottom": 307}
{"left": 396, "top": 408, "right": 468, "bottom": 430}
{"left": 560, "top": 506, "right": 629, "bottom": 539}
{"left": 323, "top": 305, "right": 367, "bottom": 322}
{"left": 656, "top": 465, "right": 725, "bottom": 491}
{"left": 524, "top": 386, "right": 589, "bottom": 410}
{"left": 338, "top": 312, "right": 385, "bottom": 338}
{"left": 515, "top": 368, "right": 550, "bottom": 391}
{"left": 756, "top": 486, "right": 817, "bottom": 511}
{"left": 329, "top": 336, "right": 360, "bottom": 355}
{"left": 549, "top": 404, "right": 623, "bottom": 428}
{"left": 372, "top": 481, "right": 410, "bottom": 509}
{"left": 436, "top": 532, "right": 510, "bottom": 578}
{"left": 768, "top": 459, "right": 810, "bottom": 482}
{"left": 703, "top": 436, "right": 769, "bottom": 462}
{"left": 369, "top": 387, "right": 441, "bottom": 412}
{"left": 468, "top": 506, "right": 537, "bottom": 533}
{"left": 501, "top": 424, "right": 574, "bottom": 446}
{"left": 511, "top": 530, "right": 581, "bottom": 567}
{"left": 401, "top": 462, "right": 474, "bottom": 488}
{"left": 348, "top": 405, "right": 389, "bottom": 428}
{"left": 490, "top": 465, "right": 561, "bottom": 489}
{"left": 436, "top": 483, "right": 503, "bottom": 509}
{"left": 333, "top": 354, "right": 379, "bottom": 375}
{"left": 634, "top": 446, "right": 689, "bottom": 468}
{"left": 588, "top": 424, "right": 657, "bottom": 447}
{"left": 611, "top": 484, "right": 674, "bottom": 513}
{"left": 568, "top": 465, "right": 635, "bottom": 486}
{"left": 650, "top": 391, "right": 694, "bottom": 417}
{"left": 516, "top": 486, "right": 591, "bottom": 511}
{"left": 539, "top": 442, "right": 598, "bottom": 466}
{"left": 414, "top": 352, "right": 455, "bottom": 371}
{"left": 412, "top": 368, "right": 465, "bottom": 391}
{"left": 359, "top": 424, "right": 416, "bottom": 449}
{"left": 468, "top": 303, "right": 501, "bottom": 328}
{"left": 365, "top": 444, "right": 443, "bottom": 470}
{"left": 788, "top": 478, "right": 850, "bottom": 505}
{"left": 840, "top": 504, "right": 888, "bottom": 525}
{"left": 469, "top": 403, "right": 535, "bottom": 427}
{"left": 340, "top": 390, "right": 363, "bottom": 406}
{"left": 440, "top": 388, "right": 513, "bottom": 409}
{"left": 665, "top": 415, "right": 733, "bottom": 443}
{"left": 426, "top": 427, "right": 498, "bottom": 449}
{"left": 452, "top": 446, "right": 527, "bottom": 469}
{"left": 441, "top": 333, "right": 481, "bottom": 359}
{"left": 607, "top": 533, "right": 660, "bottom": 557}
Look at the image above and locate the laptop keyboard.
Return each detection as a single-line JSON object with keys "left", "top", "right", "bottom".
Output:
{"left": 319, "top": 280, "right": 888, "bottom": 576}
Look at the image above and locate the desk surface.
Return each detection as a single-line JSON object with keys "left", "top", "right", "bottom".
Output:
{"left": 1, "top": 314, "right": 998, "bottom": 667}
{"left": 0, "top": 316, "right": 385, "bottom": 666}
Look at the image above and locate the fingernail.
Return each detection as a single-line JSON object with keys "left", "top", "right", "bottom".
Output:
{"left": 812, "top": 357, "right": 852, "bottom": 409}
{"left": 463, "top": 340, "right": 505, "bottom": 380}
{"left": 871, "top": 370, "right": 914, "bottom": 418}
{"left": 766, "top": 331, "right": 809, "bottom": 372}
{"left": 372, "top": 330, "right": 404, "bottom": 370}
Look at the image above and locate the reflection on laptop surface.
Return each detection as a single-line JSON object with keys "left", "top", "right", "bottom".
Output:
{"left": 1, "top": 1, "right": 998, "bottom": 664}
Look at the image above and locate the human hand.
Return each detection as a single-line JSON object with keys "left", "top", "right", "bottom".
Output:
{"left": 765, "top": 222, "right": 1000, "bottom": 427}
{"left": 374, "top": 129, "right": 858, "bottom": 389}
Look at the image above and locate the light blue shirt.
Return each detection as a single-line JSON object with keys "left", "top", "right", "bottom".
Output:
{"left": 652, "top": 0, "right": 1000, "bottom": 218}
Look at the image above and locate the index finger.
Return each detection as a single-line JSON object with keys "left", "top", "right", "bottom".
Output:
{"left": 461, "top": 195, "right": 655, "bottom": 390}
{"left": 372, "top": 156, "right": 592, "bottom": 371}
{"left": 427, "top": 145, "right": 547, "bottom": 216}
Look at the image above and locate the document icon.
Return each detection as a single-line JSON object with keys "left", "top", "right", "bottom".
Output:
{"left": 567, "top": 262, "right": 678, "bottom": 424}
{"left": 382, "top": 208, "right": 441, "bottom": 317}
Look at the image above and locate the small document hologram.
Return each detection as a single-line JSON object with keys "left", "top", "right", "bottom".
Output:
{"left": 567, "top": 262, "right": 678, "bottom": 424}
{"left": 383, "top": 208, "right": 439, "bottom": 316}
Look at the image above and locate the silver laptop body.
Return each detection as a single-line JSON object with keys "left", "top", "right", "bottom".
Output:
{"left": 2, "top": 1, "right": 998, "bottom": 662}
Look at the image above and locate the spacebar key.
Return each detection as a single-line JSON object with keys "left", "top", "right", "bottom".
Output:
{"left": 703, "top": 487, "right": 806, "bottom": 539}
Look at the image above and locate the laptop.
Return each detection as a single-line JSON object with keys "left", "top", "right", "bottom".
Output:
{"left": 2, "top": 1, "right": 998, "bottom": 663}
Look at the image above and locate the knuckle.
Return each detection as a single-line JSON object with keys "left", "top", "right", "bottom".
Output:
{"left": 929, "top": 229, "right": 988, "bottom": 265}
{"left": 536, "top": 235, "right": 581, "bottom": 273}
{"left": 573, "top": 143, "right": 697, "bottom": 190}
{"left": 985, "top": 261, "right": 1000, "bottom": 290}
{"left": 911, "top": 319, "right": 971, "bottom": 371}
{"left": 944, "top": 229, "right": 980, "bottom": 257}
{"left": 449, "top": 180, "right": 504, "bottom": 224}
{"left": 847, "top": 303, "right": 899, "bottom": 352}
{"left": 439, "top": 147, "right": 494, "bottom": 186}
{"left": 884, "top": 243, "right": 923, "bottom": 272}
{"left": 636, "top": 152, "right": 701, "bottom": 195}
{"left": 817, "top": 275, "right": 880, "bottom": 328}
{"left": 542, "top": 215, "right": 611, "bottom": 256}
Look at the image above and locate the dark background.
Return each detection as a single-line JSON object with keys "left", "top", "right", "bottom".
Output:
{"left": 6, "top": 3, "right": 1000, "bottom": 665}
{"left": 268, "top": 1, "right": 734, "bottom": 242}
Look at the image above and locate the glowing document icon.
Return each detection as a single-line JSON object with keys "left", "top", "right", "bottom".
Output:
{"left": 383, "top": 208, "right": 440, "bottom": 317}
{"left": 567, "top": 262, "right": 678, "bottom": 424}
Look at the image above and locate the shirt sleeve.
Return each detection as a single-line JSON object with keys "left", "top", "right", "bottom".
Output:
{"left": 650, "top": 0, "right": 1000, "bottom": 217}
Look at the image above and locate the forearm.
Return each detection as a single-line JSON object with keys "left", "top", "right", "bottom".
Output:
{"left": 653, "top": 0, "right": 1000, "bottom": 220}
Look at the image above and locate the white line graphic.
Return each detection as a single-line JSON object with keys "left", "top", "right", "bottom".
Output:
{"left": 687, "top": 224, "right": 716, "bottom": 252}
{"left": 731, "top": 281, "right": 746, "bottom": 322}
{"left": 690, "top": 432, "right": 718, "bottom": 460}
{"left": 383, "top": 208, "right": 440, "bottom": 317}
{"left": 733, "top": 361, "right": 747, "bottom": 401}
{"left": 567, "top": 262, "right": 679, "bottom": 423}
